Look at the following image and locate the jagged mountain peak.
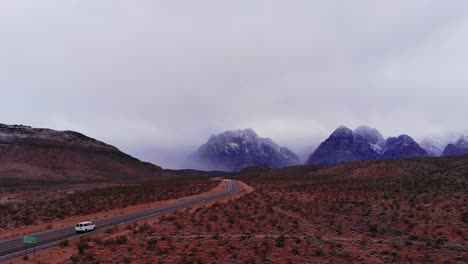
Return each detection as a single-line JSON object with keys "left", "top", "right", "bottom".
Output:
{"left": 380, "top": 134, "right": 427, "bottom": 159}
{"left": 305, "top": 125, "right": 379, "bottom": 165}
{"left": 305, "top": 126, "right": 431, "bottom": 166}
{"left": 354, "top": 126, "right": 384, "bottom": 143}
{"left": 420, "top": 138, "right": 444, "bottom": 157}
{"left": 442, "top": 134, "right": 468, "bottom": 157}
{"left": 190, "top": 129, "right": 300, "bottom": 172}
{"left": 455, "top": 135, "right": 468, "bottom": 146}
{"left": 207, "top": 128, "right": 258, "bottom": 143}
{"left": 354, "top": 125, "right": 385, "bottom": 152}
{"left": 330, "top": 125, "right": 354, "bottom": 138}
{"left": 386, "top": 134, "right": 415, "bottom": 146}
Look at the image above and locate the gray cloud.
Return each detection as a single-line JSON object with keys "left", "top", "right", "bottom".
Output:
{"left": 1, "top": 1, "right": 468, "bottom": 168}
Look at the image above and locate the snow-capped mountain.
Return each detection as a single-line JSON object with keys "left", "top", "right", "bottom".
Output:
{"left": 380, "top": 135, "right": 428, "bottom": 159}
{"left": 0, "top": 123, "right": 163, "bottom": 182}
{"left": 305, "top": 126, "right": 379, "bottom": 165}
{"left": 189, "top": 128, "right": 300, "bottom": 172}
{"left": 305, "top": 126, "right": 429, "bottom": 166}
{"left": 442, "top": 135, "right": 468, "bottom": 157}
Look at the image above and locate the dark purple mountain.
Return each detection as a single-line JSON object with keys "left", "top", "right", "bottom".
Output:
{"left": 442, "top": 135, "right": 468, "bottom": 157}
{"left": 380, "top": 134, "right": 428, "bottom": 159}
{"left": 305, "top": 126, "right": 431, "bottom": 166}
{"left": 305, "top": 126, "right": 379, "bottom": 165}
{"left": 190, "top": 128, "right": 300, "bottom": 172}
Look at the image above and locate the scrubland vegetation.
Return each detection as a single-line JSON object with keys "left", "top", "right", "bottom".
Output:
{"left": 0, "top": 180, "right": 217, "bottom": 230}
{"left": 65, "top": 158, "right": 467, "bottom": 263}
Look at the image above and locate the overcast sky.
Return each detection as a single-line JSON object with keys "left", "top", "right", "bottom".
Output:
{"left": 1, "top": 1, "right": 468, "bottom": 168}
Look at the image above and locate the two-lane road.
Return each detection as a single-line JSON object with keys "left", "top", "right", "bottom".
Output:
{"left": 0, "top": 180, "right": 240, "bottom": 262}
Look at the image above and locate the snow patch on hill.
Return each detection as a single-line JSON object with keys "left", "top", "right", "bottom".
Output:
{"left": 0, "top": 124, "right": 116, "bottom": 151}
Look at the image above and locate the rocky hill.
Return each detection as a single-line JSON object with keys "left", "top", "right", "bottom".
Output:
{"left": 0, "top": 124, "right": 163, "bottom": 184}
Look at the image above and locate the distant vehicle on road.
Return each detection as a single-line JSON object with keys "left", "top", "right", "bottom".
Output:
{"left": 75, "top": 221, "right": 96, "bottom": 233}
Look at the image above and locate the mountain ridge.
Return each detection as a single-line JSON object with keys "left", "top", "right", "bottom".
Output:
{"left": 189, "top": 128, "right": 300, "bottom": 172}
{"left": 305, "top": 125, "right": 429, "bottom": 166}
{"left": 0, "top": 123, "right": 164, "bottom": 183}
{"left": 442, "top": 135, "right": 468, "bottom": 157}
{"left": 305, "top": 126, "right": 379, "bottom": 165}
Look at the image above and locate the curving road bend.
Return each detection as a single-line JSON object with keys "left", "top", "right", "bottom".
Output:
{"left": 0, "top": 180, "right": 240, "bottom": 262}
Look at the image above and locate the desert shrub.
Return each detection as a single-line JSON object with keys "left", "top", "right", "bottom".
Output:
{"left": 147, "top": 238, "right": 158, "bottom": 251}
{"left": 59, "top": 239, "right": 69, "bottom": 247}
{"left": 79, "top": 236, "right": 90, "bottom": 243}
{"left": 291, "top": 247, "right": 300, "bottom": 255}
{"left": 68, "top": 254, "right": 83, "bottom": 264}
{"left": 462, "top": 212, "right": 468, "bottom": 224}
{"left": 105, "top": 227, "right": 115, "bottom": 234}
{"left": 116, "top": 235, "right": 128, "bottom": 244}
{"left": 0, "top": 180, "right": 217, "bottom": 230}
{"left": 166, "top": 216, "right": 176, "bottom": 221}
{"left": 369, "top": 224, "right": 378, "bottom": 233}
{"left": 179, "top": 255, "right": 204, "bottom": 264}
{"left": 93, "top": 237, "right": 102, "bottom": 244}
{"left": 275, "top": 236, "right": 286, "bottom": 248}
{"left": 103, "top": 238, "right": 114, "bottom": 247}
{"left": 77, "top": 242, "right": 89, "bottom": 255}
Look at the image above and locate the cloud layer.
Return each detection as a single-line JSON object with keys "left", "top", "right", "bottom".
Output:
{"left": 1, "top": 1, "right": 468, "bottom": 168}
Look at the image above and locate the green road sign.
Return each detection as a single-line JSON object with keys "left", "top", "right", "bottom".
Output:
{"left": 23, "top": 236, "right": 36, "bottom": 243}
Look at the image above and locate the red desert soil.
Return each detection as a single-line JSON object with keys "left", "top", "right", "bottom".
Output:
{"left": 4, "top": 179, "right": 250, "bottom": 264}
{"left": 0, "top": 180, "right": 226, "bottom": 240}
{"left": 41, "top": 158, "right": 466, "bottom": 264}
{"left": 6, "top": 156, "right": 468, "bottom": 263}
{"left": 0, "top": 180, "right": 218, "bottom": 236}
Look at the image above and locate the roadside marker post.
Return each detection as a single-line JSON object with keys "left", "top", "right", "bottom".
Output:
{"left": 23, "top": 236, "right": 37, "bottom": 261}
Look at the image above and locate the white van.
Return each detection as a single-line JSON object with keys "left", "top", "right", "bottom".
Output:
{"left": 75, "top": 221, "right": 96, "bottom": 233}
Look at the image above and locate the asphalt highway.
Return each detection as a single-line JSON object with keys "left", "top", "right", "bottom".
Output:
{"left": 0, "top": 179, "right": 240, "bottom": 262}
